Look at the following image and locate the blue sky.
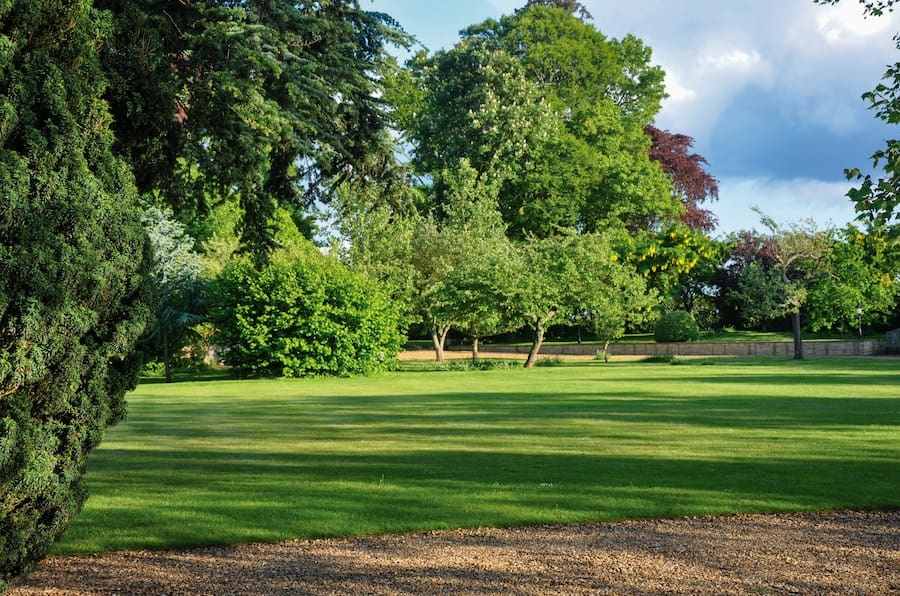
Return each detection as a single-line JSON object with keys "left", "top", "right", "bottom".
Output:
{"left": 364, "top": 0, "right": 898, "bottom": 236}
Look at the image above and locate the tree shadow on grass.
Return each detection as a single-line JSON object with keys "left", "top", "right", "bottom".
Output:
{"left": 57, "top": 443, "right": 900, "bottom": 555}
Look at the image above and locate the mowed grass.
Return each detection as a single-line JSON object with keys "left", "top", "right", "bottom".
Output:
{"left": 54, "top": 357, "right": 900, "bottom": 555}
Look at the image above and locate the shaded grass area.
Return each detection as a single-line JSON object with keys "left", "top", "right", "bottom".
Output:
{"left": 55, "top": 358, "right": 900, "bottom": 555}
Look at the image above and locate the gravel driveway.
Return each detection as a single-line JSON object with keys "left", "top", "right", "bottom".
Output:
{"left": 10, "top": 510, "right": 898, "bottom": 595}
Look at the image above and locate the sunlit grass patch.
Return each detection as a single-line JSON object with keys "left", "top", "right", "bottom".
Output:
{"left": 55, "top": 357, "right": 900, "bottom": 555}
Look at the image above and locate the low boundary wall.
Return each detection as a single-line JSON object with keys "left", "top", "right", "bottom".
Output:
{"left": 448, "top": 339, "right": 888, "bottom": 357}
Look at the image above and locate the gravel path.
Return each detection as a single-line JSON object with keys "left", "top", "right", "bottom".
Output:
{"left": 10, "top": 510, "right": 898, "bottom": 595}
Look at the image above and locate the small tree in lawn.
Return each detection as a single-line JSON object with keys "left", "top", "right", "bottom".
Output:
{"left": 439, "top": 160, "right": 517, "bottom": 362}
{"left": 445, "top": 235, "right": 519, "bottom": 363}
{"left": 142, "top": 207, "right": 206, "bottom": 382}
{"left": 755, "top": 209, "right": 835, "bottom": 360}
{"left": 409, "top": 217, "right": 457, "bottom": 362}
{"left": 509, "top": 232, "right": 651, "bottom": 368}
{"left": 590, "top": 265, "right": 656, "bottom": 360}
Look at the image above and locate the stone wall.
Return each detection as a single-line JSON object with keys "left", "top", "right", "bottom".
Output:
{"left": 449, "top": 339, "right": 888, "bottom": 357}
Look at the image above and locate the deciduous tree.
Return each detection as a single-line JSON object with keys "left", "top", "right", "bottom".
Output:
{"left": 507, "top": 233, "right": 651, "bottom": 368}
{"left": 753, "top": 211, "right": 835, "bottom": 359}
{"left": 404, "top": 3, "right": 677, "bottom": 238}
{"left": 645, "top": 125, "right": 720, "bottom": 232}
{"left": 806, "top": 225, "right": 899, "bottom": 332}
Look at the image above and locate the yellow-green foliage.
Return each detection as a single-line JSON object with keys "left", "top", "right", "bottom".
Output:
{"left": 210, "top": 241, "right": 404, "bottom": 377}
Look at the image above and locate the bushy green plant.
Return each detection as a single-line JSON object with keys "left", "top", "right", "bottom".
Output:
{"left": 535, "top": 356, "right": 565, "bottom": 367}
{"left": 641, "top": 354, "right": 679, "bottom": 364}
{"left": 1, "top": 2, "right": 154, "bottom": 586}
{"left": 210, "top": 243, "right": 404, "bottom": 377}
{"left": 654, "top": 311, "right": 700, "bottom": 342}
{"left": 435, "top": 358, "right": 518, "bottom": 371}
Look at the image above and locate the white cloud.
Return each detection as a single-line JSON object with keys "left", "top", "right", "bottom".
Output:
{"left": 661, "top": 70, "right": 697, "bottom": 103}
{"left": 699, "top": 49, "right": 765, "bottom": 74}
{"left": 655, "top": 47, "right": 773, "bottom": 143}
{"left": 816, "top": 2, "right": 893, "bottom": 42}
{"left": 713, "top": 177, "right": 859, "bottom": 236}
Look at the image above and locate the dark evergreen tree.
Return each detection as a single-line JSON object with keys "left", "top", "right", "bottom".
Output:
{"left": 96, "top": 0, "right": 412, "bottom": 264}
{"left": 0, "top": 1, "right": 154, "bottom": 586}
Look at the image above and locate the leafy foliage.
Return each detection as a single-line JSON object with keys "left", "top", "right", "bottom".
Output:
{"left": 0, "top": 1, "right": 154, "bottom": 585}
{"left": 645, "top": 125, "right": 719, "bottom": 232}
{"left": 436, "top": 161, "right": 519, "bottom": 359}
{"left": 806, "top": 226, "right": 900, "bottom": 332}
{"left": 622, "top": 225, "right": 727, "bottom": 313}
{"left": 97, "top": 0, "right": 412, "bottom": 262}
{"left": 506, "top": 232, "right": 653, "bottom": 367}
{"left": 210, "top": 243, "right": 403, "bottom": 377}
{"left": 728, "top": 261, "right": 788, "bottom": 329}
{"left": 403, "top": 3, "right": 677, "bottom": 238}
{"left": 815, "top": 0, "right": 900, "bottom": 243}
{"left": 654, "top": 311, "right": 701, "bottom": 342}
{"left": 733, "top": 211, "right": 836, "bottom": 359}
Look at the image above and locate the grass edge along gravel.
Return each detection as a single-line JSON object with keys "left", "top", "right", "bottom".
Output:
{"left": 54, "top": 357, "right": 900, "bottom": 556}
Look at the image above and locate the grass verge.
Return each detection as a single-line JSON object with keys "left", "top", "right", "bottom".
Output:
{"left": 55, "top": 357, "right": 899, "bottom": 555}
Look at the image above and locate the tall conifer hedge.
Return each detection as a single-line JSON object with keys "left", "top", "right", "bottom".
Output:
{"left": 1, "top": 1, "right": 154, "bottom": 586}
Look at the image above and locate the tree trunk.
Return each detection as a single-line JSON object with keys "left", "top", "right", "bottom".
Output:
{"left": 162, "top": 324, "right": 172, "bottom": 384}
{"left": 792, "top": 310, "right": 804, "bottom": 360}
{"left": 472, "top": 336, "right": 480, "bottom": 364}
{"left": 524, "top": 320, "right": 546, "bottom": 369}
{"left": 430, "top": 325, "right": 449, "bottom": 363}
{"left": 602, "top": 339, "right": 610, "bottom": 363}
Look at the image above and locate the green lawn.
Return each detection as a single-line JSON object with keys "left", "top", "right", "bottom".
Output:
{"left": 54, "top": 357, "right": 900, "bottom": 555}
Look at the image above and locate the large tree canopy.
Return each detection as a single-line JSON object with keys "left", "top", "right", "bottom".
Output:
{"left": 97, "top": 0, "right": 412, "bottom": 261}
{"left": 1, "top": 0, "right": 154, "bottom": 585}
{"left": 400, "top": 3, "right": 678, "bottom": 238}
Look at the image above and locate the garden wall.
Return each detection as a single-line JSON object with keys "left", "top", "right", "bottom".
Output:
{"left": 450, "top": 339, "right": 888, "bottom": 357}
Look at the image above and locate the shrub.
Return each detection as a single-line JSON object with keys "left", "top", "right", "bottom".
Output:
{"left": 535, "top": 356, "right": 565, "bottom": 367}
{"left": 641, "top": 354, "right": 678, "bottom": 364}
{"left": 210, "top": 244, "right": 404, "bottom": 377}
{"left": 654, "top": 311, "right": 700, "bottom": 343}
{"left": 1, "top": 3, "right": 154, "bottom": 586}
{"left": 436, "top": 359, "right": 518, "bottom": 371}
